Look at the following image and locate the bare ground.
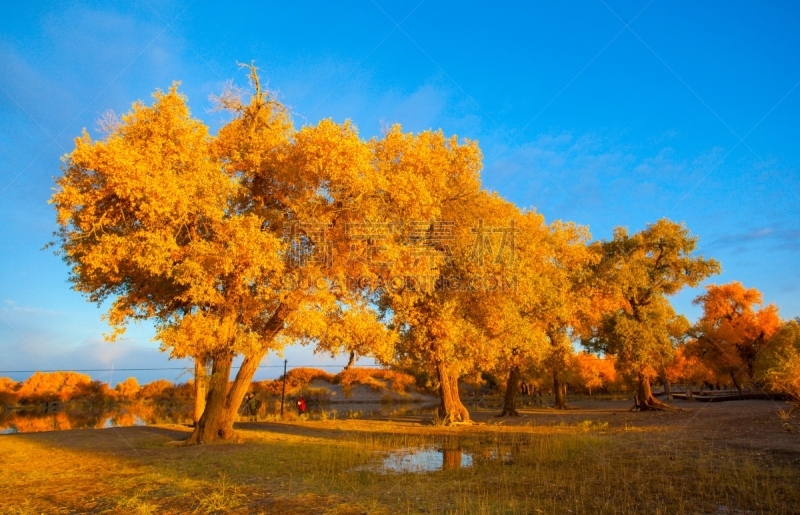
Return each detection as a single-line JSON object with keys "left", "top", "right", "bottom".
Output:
{"left": 465, "top": 399, "right": 800, "bottom": 461}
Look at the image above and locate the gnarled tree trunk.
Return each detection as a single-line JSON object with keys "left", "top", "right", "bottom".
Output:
{"left": 193, "top": 357, "right": 207, "bottom": 426}
{"left": 730, "top": 371, "right": 744, "bottom": 394}
{"left": 553, "top": 371, "right": 572, "bottom": 409}
{"left": 436, "top": 362, "right": 469, "bottom": 424}
{"left": 344, "top": 350, "right": 356, "bottom": 371}
{"left": 187, "top": 353, "right": 235, "bottom": 443}
{"left": 498, "top": 366, "right": 520, "bottom": 417}
{"left": 186, "top": 305, "right": 288, "bottom": 444}
{"left": 635, "top": 375, "right": 678, "bottom": 411}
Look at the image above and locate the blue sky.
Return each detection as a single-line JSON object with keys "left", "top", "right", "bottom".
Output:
{"left": 1, "top": 0, "right": 798, "bottom": 385}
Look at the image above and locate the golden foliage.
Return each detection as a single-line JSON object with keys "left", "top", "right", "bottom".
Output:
{"left": 115, "top": 377, "right": 141, "bottom": 399}
{"left": 17, "top": 371, "right": 93, "bottom": 402}
{"left": 336, "top": 367, "right": 416, "bottom": 394}
{"left": 585, "top": 219, "right": 720, "bottom": 383}
{"left": 571, "top": 353, "right": 617, "bottom": 393}
{"left": 692, "top": 282, "right": 782, "bottom": 384}
{"left": 53, "top": 66, "right": 794, "bottom": 426}
{"left": 755, "top": 319, "right": 800, "bottom": 400}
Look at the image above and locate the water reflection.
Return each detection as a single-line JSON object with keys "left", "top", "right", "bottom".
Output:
{"left": 381, "top": 447, "right": 473, "bottom": 473}
{"left": 0, "top": 402, "right": 190, "bottom": 434}
{"left": 0, "top": 400, "right": 436, "bottom": 434}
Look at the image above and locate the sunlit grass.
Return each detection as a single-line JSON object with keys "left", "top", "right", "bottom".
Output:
{"left": 0, "top": 418, "right": 797, "bottom": 514}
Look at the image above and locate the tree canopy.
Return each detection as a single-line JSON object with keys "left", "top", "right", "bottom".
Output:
{"left": 50, "top": 68, "right": 796, "bottom": 435}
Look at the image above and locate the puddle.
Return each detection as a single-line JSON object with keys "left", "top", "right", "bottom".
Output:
{"left": 357, "top": 445, "right": 518, "bottom": 474}
{"left": 380, "top": 447, "right": 473, "bottom": 473}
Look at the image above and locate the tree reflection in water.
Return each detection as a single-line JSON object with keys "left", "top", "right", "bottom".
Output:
{"left": 380, "top": 447, "right": 474, "bottom": 473}
{"left": 0, "top": 401, "right": 192, "bottom": 434}
{"left": 442, "top": 448, "right": 464, "bottom": 470}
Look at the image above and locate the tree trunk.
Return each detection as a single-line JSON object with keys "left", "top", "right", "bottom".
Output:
{"left": 635, "top": 375, "right": 678, "bottom": 411}
{"left": 436, "top": 362, "right": 470, "bottom": 424}
{"left": 186, "top": 353, "right": 235, "bottom": 444}
{"left": 185, "top": 305, "right": 288, "bottom": 444}
{"left": 685, "top": 383, "right": 694, "bottom": 400}
{"left": 553, "top": 371, "right": 572, "bottom": 409}
{"left": 730, "top": 372, "right": 743, "bottom": 394}
{"left": 662, "top": 375, "right": 672, "bottom": 401}
{"left": 498, "top": 366, "right": 520, "bottom": 417}
{"left": 344, "top": 350, "right": 356, "bottom": 371}
{"left": 193, "top": 357, "right": 207, "bottom": 425}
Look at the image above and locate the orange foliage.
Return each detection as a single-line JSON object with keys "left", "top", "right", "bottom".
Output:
{"left": 692, "top": 282, "right": 782, "bottom": 385}
{"left": 571, "top": 353, "right": 617, "bottom": 394}
{"left": 252, "top": 368, "right": 334, "bottom": 397}
{"left": 0, "top": 377, "right": 20, "bottom": 405}
{"left": 251, "top": 367, "right": 417, "bottom": 399}
{"left": 115, "top": 377, "right": 141, "bottom": 399}
{"left": 336, "top": 368, "right": 416, "bottom": 394}
{"left": 0, "top": 377, "right": 19, "bottom": 392}
{"left": 17, "top": 372, "right": 93, "bottom": 403}
{"left": 286, "top": 368, "right": 336, "bottom": 387}
{"left": 138, "top": 379, "right": 174, "bottom": 400}
{"left": 665, "top": 344, "right": 719, "bottom": 386}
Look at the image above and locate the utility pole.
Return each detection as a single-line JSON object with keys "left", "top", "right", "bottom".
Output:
{"left": 280, "top": 359, "right": 288, "bottom": 418}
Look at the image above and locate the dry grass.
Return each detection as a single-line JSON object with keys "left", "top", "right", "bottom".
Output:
{"left": 0, "top": 408, "right": 798, "bottom": 514}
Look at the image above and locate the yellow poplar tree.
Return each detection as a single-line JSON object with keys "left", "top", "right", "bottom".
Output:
{"left": 373, "top": 126, "right": 517, "bottom": 423}
{"left": 755, "top": 318, "right": 800, "bottom": 404}
{"left": 51, "top": 68, "right": 395, "bottom": 443}
{"left": 583, "top": 219, "right": 720, "bottom": 411}
{"left": 487, "top": 210, "right": 551, "bottom": 417}
{"left": 512, "top": 219, "right": 598, "bottom": 409}
{"left": 691, "top": 282, "right": 782, "bottom": 392}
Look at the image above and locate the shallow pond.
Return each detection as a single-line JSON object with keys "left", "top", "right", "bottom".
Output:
{"left": 0, "top": 401, "right": 436, "bottom": 434}
{"left": 382, "top": 447, "right": 474, "bottom": 472}
{"left": 362, "top": 446, "right": 514, "bottom": 473}
{"left": 0, "top": 404, "right": 189, "bottom": 434}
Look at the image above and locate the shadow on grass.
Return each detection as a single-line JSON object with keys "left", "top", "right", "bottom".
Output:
{"left": 1, "top": 405, "right": 799, "bottom": 514}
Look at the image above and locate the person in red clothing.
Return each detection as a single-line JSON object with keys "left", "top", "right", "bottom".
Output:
{"left": 296, "top": 395, "right": 307, "bottom": 414}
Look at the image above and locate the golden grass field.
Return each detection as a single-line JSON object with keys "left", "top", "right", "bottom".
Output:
{"left": 1, "top": 399, "right": 798, "bottom": 514}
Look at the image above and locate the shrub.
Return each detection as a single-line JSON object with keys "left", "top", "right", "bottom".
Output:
{"left": 376, "top": 369, "right": 416, "bottom": 393}
{"left": 138, "top": 379, "right": 174, "bottom": 400}
{"left": 253, "top": 368, "right": 336, "bottom": 398}
{"left": 336, "top": 368, "right": 385, "bottom": 395}
{"left": 0, "top": 377, "right": 20, "bottom": 406}
{"left": 334, "top": 368, "right": 417, "bottom": 396}
{"left": 115, "top": 377, "right": 141, "bottom": 399}
{"left": 285, "top": 367, "right": 335, "bottom": 386}
{"left": 0, "top": 377, "right": 19, "bottom": 392}
{"left": 17, "top": 371, "right": 93, "bottom": 404}
{"left": 72, "top": 380, "right": 115, "bottom": 402}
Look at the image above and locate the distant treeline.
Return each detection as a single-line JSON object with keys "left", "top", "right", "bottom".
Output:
{"left": 0, "top": 368, "right": 422, "bottom": 406}
{"left": 0, "top": 362, "right": 628, "bottom": 408}
{"left": 0, "top": 372, "right": 192, "bottom": 406}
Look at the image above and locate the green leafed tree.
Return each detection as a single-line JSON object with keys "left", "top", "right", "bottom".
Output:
{"left": 583, "top": 219, "right": 720, "bottom": 410}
